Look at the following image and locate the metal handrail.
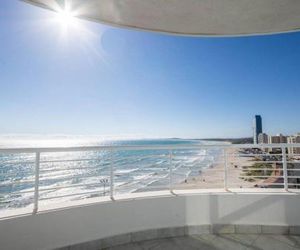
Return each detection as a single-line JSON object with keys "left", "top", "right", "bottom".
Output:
{"left": 1, "top": 143, "right": 300, "bottom": 214}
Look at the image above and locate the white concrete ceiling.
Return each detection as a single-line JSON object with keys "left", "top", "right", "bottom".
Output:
{"left": 23, "top": 0, "right": 300, "bottom": 36}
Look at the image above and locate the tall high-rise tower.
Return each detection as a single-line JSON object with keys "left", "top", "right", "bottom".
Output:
{"left": 253, "top": 115, "right": 262, "bottom": 144}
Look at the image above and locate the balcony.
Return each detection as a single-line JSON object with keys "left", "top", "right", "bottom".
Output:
{"left": 0, "top": 143, "right": 300, "bottom": 249}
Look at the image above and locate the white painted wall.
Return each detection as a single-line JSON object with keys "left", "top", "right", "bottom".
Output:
{"left": 185, "top": 193, "right": 300, "bottom": 226}
{"left": 0, "top": 192, "right": 300, "bottom": 250}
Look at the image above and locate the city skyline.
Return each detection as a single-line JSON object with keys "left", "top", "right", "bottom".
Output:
{"left": 1, "top": 1, "right": 300, "bottom": 138}
{"left": 255, "top": 114, "right": 300, "bottom": 147}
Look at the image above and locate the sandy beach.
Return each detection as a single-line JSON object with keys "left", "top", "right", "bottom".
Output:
{"left": 175, "top": 147, "right": 265, "bottom": 189}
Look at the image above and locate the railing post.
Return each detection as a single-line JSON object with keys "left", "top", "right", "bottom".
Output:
{"left": 169, "top": 150, "right": 173, "bottom": 193}
{"left": 282, "top": 147, "right": 288, "bottom": 191}
{"left": 223, "top": 148, "right": 228, "bottom": 191}
{"left": 33, "top": 152, "right": 40, "bottom": 214}
{"left": 110, "top": 149, "right": 115, "bottom": 200}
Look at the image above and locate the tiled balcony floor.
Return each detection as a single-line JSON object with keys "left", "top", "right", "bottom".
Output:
{"left": 105, "top": 234, "right": 300, "bottom": 250}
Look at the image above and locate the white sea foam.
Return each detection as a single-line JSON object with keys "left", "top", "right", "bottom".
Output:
{"left": 114, "top": 168, "right": 139, "bottom": 175}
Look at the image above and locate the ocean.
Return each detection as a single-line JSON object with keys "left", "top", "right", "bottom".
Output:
{"left": 0, "top": 137, "right": 223, "bottom": 210}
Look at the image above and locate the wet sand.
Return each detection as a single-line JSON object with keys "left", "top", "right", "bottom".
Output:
{"left": 174, "top": 148, "right": 264, "bottom": 189}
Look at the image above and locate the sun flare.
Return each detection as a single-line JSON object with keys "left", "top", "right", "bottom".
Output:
{"left": 40, "top": 3, "right": 108, "bottom": 64}
{"left": 55, "top": 9, "right": 76, "bottom": 28}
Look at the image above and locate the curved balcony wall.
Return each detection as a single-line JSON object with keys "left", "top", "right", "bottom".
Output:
{"left": 1, "top": 191, "right": 300, "bottom": 250}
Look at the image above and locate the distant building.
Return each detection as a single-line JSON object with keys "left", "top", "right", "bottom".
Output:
{"left": 287, "top": 134, "right": 300, "bottom": 155}
{"left": 266, "top": 134, "right": 287, "bottom": 153}
{"left": 253, "top": 115, "right": 262, "bottom": 144}
{"left": 258, "top": 133, "right": 268, "bottom": 144}
{"left": 268, "top": 134, "right": 287, "bottom": 144}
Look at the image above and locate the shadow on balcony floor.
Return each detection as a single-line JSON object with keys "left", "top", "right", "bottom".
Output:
{"left": 104, "top": 234, "right": 300, "bottom": 250}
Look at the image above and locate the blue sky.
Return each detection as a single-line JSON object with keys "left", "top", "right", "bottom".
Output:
{"left": 1, "top": 0, "right": 300, "bottom": 138}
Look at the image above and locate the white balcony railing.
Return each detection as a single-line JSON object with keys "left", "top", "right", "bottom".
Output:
{"left": 1, "top": 143, "right": 300, "bottom": 215}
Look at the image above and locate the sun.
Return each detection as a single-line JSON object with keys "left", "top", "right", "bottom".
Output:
{"left": 42, "top": 3, "right": 107, "bottom": 63}
{"left": 55, "top": 9, "right": 76, "bottom": 28}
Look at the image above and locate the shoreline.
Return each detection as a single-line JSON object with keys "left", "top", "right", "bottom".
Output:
{"left": 174, "top": 147, "right": 264, "bottom": 189}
